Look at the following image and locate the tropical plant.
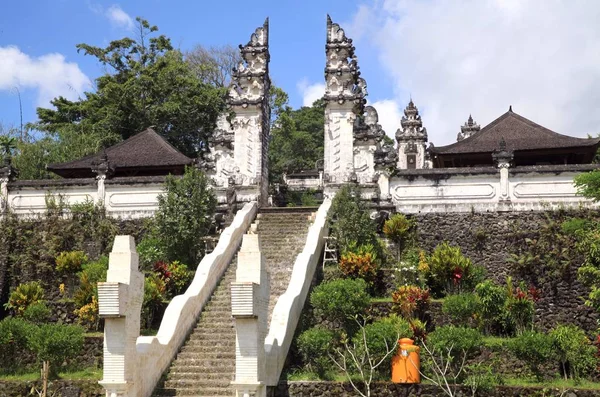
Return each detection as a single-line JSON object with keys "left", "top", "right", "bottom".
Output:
{"left": 383, "top": 213, "right": 414, "bottom": 261}
{"left": 504, "top": 278, "right": 537, "bottom": 335}
{"left": 550, "top": 324, "right": 598, "bottom": 380}
{"left": 391, "top": 285, "right": 430, "bottom": 320}
{"left": 474, "top": 280, "right": 508, "bottom": 335}
{"left": 339, "top": 245, "right": 380, "bottom": 285}
{"left": 5, "top": 281, "right": 45, "bottom": 316}
{"left": 424, "top": 242, "right": 483, "bottom": 297}
{"left": 330, "top": 316, "right": 400, "bottom": 397}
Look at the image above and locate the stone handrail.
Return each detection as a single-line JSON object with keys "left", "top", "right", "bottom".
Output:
{"left": 264, "top": 198, "right": 332, "bottom": 385}
{"left": 133, "top": 202, "right": 257, "bottom": 397}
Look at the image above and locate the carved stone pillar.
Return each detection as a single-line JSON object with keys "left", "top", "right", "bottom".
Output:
{"left": 92, "top": 152, "right": 113, "bottom": 205}
{"left": 324, "top": 16, "right": 366, "bottom": 184}
{"left": 231, "top": 233, "right": 269, "bottom": 397}
{"left": 492, "top": 139, "right": 514, "bottom": 203}
{"left": 0, "top": 158, "right": 17, "bottom": 213}
{"left": 98, "top": 236, "right": 144, "bottom": 397}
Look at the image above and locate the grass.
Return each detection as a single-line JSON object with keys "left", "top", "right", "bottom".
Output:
{"left": 503, "top": 377, "right": 600, "bottom": 390}
{"left": 0, "top": 367, "right": 102, "bottom": 382}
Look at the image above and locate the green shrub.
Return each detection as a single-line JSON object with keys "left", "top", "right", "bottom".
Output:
{"left": 0, "top": 317, "right": 34, "bottom": 373}
{"left": 508, "top": 331, "right": 554, "bottom": 381}
{"left": 23, "top": 302, "right": 52, "bottom": 324}
{"left": 55, "top": 250, "right": 88, "bottom": 273}
{"left": 442, "top": 293, "right": 481, "bottom": 327}
{"left": 550, "top": 324, "right": 598, "bottom": 380}
{"left": 310, "top": 278, "right": 370, "bottom": 331}
{"left": 424, "top": 242, "right": 483, "bottom": 297}
{"left": 137, "top": 233, "right": 167, "bottom": 271}
{"left": 142, "top": 273, "right": 167, "bottom": 329}
{"left": 561, "top": 218, "right": 593, "bottom": 236}
{"left": 27, "top": 323, "right": 84, "bottom": 385}
{"left": 353, "top": 317, "right": 412, "bottom": 376}
{"left": 475, "top": 280, "right": 507, "bottom": 335}
{"left": 73, "top": 257, "right": 108, "bottom": 309}
{"left": 297, "top": 327, "right": 335, "bottom": 377}
{"left": 155, "top": 166, "right": 217, "bottom": 265}
{"left": 327, "top": 185, "right": 378, "bottom": 253}
{"left": 5, "top": 281, "right": 45, "bottom": 316}
{"left": 504, "top": 278, "right": 537, "bottom": 335}
{"left": 428, "top": 326, "right": 483, "bottom": 361}
{"left": 167, "top": 261, "right": 193, "bottom": 297}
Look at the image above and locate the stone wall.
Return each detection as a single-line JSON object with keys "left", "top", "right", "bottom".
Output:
{"left": 411, "top": 210, "right": 599, "bottom": 332}
{"left": 272, "top": 381, "right": 598, "bottom": 397}
{"left": 0, "top": 380, "right": 103, "bottom": 397}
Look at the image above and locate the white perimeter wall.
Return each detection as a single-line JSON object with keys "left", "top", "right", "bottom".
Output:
{"left": 387, "top": 166, "right": 599, "bottom": 213}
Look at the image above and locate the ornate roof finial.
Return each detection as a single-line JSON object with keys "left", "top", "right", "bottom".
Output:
{"left": 396, "top": 98, "right": 428, "bottom": 143}
{"left": 457, "top": 114, "right": 481, "bottom": 141}
{"left": 509, "top": 105, "right": 513, "bottom": 112}
{"left": 324, "top": 15, "right": 365, "bottom": 113}
{"left": 499, "top": 137, "right": 507, "bottom": 151}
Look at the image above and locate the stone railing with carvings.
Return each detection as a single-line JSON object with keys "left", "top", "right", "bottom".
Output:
{"left": 264, "top": 198, "right": 332, "bottom": 385}
{"left": 97, "top": 202, "right": 257, "bottom": 397}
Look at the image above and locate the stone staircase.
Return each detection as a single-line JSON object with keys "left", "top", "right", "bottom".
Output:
{"left": 256, "top": 209, "right": 313, "bottom": 321}
{"left": 153, "top": 258, "right": 237, "bottom": 397}
{"left": 152, "top": 208, "right": 313, "bottom": 397}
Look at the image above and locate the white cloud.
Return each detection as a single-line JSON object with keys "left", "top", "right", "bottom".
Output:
{"left": 105, "top": 5, "right": 134, "bottom": 30}
{"left": 0, "top": 46, "right": 91, "bottom": 107}
{"left": 350, "top": 0, "right": 600, "bottom": 145}
{"left": 297, "top": 79, "right": 326, "bottom": 107}
{"left": 370, "top": 99, "right": 402, "bottom": 139}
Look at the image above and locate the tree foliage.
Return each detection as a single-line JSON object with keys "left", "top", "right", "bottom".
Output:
{"left": 185, "top": 44, "right": 241, "bottom": 87}
{"left": 31, "top": 18, "right": 226, "bottom": 161}
{"left": 269, "top": 95, "right": 325, "bottom": 183}
{"left": 154, "top": 166, "right": 216, "bottom": 265}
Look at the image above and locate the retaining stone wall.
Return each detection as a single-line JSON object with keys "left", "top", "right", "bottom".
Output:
{"left": 411, "top": 210, "right": 599, "bottom": 332}
{"left": 0, "top": 380, "right": 103, "bottom": 397}
{"left": 272, "top": 381, "right": 598, "bottom": 397}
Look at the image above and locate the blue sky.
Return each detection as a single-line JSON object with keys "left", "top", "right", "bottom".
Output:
{"left": 0, "top": 1, "right": 387, "bottom": 133}
{"left": 2, "top": 1, "right": 600, "bottom": 145}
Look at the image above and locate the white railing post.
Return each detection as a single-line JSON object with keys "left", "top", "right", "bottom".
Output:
{"left": 231, "top": 232, "right": 269, "bottom": 397}
{"left": 98, "top": 236, "right": 144, "bottom": 397}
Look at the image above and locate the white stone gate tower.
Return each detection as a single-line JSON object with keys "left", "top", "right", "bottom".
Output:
{"left": 204, "top": 19, "right": 271, "bottom": 206}
{"left": 323, "top": 15, "right": 366, "bottom": 183}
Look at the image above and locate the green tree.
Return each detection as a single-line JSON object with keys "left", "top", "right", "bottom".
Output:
{"left": 32, "top": 18, "right": 226, "bottom": 160}
{"left": 27, "top": 323, "right": 84, "bottom": 397}
{"left": 154, "top": 166, "right": 216, "bottom": 265}
{"left": 269, "top": 96, "right": 325, "bottom": 183}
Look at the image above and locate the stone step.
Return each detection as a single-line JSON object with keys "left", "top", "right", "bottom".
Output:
{"left": 164, "top": 378, "right": 232, "bottom": 389}
{"left": 175, "top": 351, "right": 235, "bottom": 360}
{"left": 167, "top": 371, "right": 234, "bottom": 381}
{"left": 154, "top": 387, "right": 234, "bottom": 396}
{"left": 168, "top": 364, "right": 234, "bottom": 374}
